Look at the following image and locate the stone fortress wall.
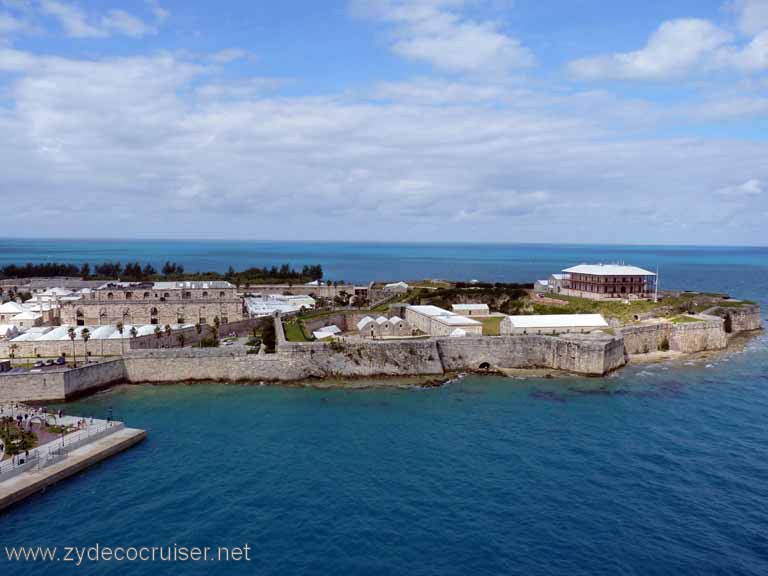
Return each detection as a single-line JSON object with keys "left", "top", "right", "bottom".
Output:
{"left": 1, "top": 307, "right": 762, "bottom": 403}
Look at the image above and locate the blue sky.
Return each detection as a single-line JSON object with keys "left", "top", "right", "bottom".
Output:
{"left": 1, "top": 0, "right": 767, "bottom": 245}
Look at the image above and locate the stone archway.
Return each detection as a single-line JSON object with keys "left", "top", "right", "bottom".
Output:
{"left": 479, "top": 361, "right": 492, "bottom": 371}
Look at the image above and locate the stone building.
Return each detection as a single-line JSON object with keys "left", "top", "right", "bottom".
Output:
{"left": 404, "top": 305, "right": 483, "bottom": 337}
{"left": 356, "top": 315, "right": 411, "bottom": 339}
{"left": 60, "top": 281, "right": 244, "bottom": 327}
{"left": 451, "top": 303, "right": 489, "bottom": 316}
{"left": 500, "top": 314, "right": 609, "bottom": 335}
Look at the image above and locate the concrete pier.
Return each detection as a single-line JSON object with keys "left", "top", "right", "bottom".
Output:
{"left": 0, "top": 426, "right": 146, "bottom": 513}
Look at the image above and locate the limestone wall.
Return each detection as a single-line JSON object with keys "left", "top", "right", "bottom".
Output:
{"left": 669, "top": 318, "right": 727, "bottom": 353}
{"left": 0, "top": 371, "right": 66, "bottom": 402}
{"left": 619, "top": 324, "right": 671, "bottom": 355}
{"left": 437, "top": 334, "right": 625, "bottom": 375}
{"left": 710, "top": 305, "right": 763, "bottom": 333}
{"left": 62, "top": 360, "right": 126, "bottom": 399}
{"left": 1, "top": 329, "right": 632, "bottom": 402}
{"left": 619, "top": 317, "right": 727, "bottom": 355}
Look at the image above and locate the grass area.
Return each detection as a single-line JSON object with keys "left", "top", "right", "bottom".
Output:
{"left": 283, "top": 320, "right": 309, "bottom": 342}
{"left": 534, "top": 292, "right": 750, "bottom": 324}
{"left": 480, "top": 316, "right": 503, "bottom": 336}
{"left": 670, "top": 315, "right": 703, "bottom": 324}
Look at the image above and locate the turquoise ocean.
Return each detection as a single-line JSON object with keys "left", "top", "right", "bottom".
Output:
{"left": 0, "top": 240, "right": 767, "bottom": 576}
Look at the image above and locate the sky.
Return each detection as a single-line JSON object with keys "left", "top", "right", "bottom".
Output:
{"left": 0, "top": 0, "right": 767, "bottom": 245}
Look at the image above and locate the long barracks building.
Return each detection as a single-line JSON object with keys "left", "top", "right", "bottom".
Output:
{"left": 59, "top": 281, "right": 245, "bottom": 326}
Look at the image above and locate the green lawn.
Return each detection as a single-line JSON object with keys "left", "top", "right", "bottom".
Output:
{"left": 283, "top": 320, "right": 309, "bottom": 342}
{"left": 534, "top": 292, "right": 744, "bottom": 324}
{"left": 670, "top": 315, "right": 703, "bottom": 324}
{"left": 480, "top": 316, "right": 503, "bottom": 336}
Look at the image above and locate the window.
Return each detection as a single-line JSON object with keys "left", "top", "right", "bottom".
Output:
{"left": 202, "top": 291, "right": 209, "bottom": 298}
{"left": 143, "top": 292, "right": 150, "bottom": 298}
{"left": 107, "top": 292, "right": 114, "bottom": 300}
{"left": 219, "top": 291, "right": 225, "bottom": 298}
{"left": 200, "top": 318, "right": 207, "bottom": 324}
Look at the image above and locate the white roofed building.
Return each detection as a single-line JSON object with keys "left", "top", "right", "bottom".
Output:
{"left": 384, "top": 281, "right": 409, "bottom": 294}
{"left": 501, "top": 314, "right": 609, "bottom": 335}
{"left": 0, "top": 301, "right": 25, "bottom": 323}
{"left": 559, "top": 263, "right": 657, "bottom": 300}
{"left": 405, "top": 305, "right": 482, "bottom": 337}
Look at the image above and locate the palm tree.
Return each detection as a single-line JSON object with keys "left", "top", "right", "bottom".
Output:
{"left": 81, "top": 328, "right": 91, "bottom": 362}
{"left": 176, "top": 333, "right": 186, "bottom": 348}
{"left": 154, "top": 325, "right": 163, "bottom": 348}
{"left": 164, "top": 324, "right": 172, "bottom": 347}
{"left": 129, "top": 326, "right": 138, "bottom": 350}
{"left": 67, "top": 327, "right": 77, "bottom": 367}
{"left": 195, "top": 322, "right": 202, "bottom": 347}
{"left": 116, "top": 321, "right": 125, "bottom": 355}
{"left": 9, "top": 343, "right": 18, "bottom": 361}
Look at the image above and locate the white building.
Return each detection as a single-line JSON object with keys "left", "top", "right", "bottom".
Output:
{"left": 10, "top": 310, "right": 42, "bottom": 329}
{"left": 500, "top": 314, "right": 609, "bottom": 335}
{"left": 357, "top": 315, "right": 410, "bottom": 339}
{"left": 0, "top": 301, "right": 24, "bottom": 323}
{"left": 384, "top": 281, "right": 409, "bottom": 294}
{"left": 451, "top": 303, "right": 489, "bottom": 316}
{"left": 246, "top": 294, "right": 316, "bottom": 317}
{"left": 313, "top": 325, "right": 341, "bottom": 340}
{"left": 405, "top": 305, "right": 483, "bottom": 337}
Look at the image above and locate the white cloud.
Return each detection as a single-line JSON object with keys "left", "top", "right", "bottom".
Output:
{"left": 569, "top": 19, "right": 731, "bottom": 80}
{"left": 355, "top": 0, "right": 533, "bottom": 74}
{"left": 208, "top": 48, "right": 250, "bottom": 64}
{"left": 727, "top": 0, "right": 768, "bottom": 36}
{"left": 40, "top": 0, "right": 157, "bottom": 38}
{"left": 0, "top": 47, "right": 766, "bottom": 243}
{"left": 717, "top": 178, "right": 763, "bottom": 197}
{"left": 0, "top": 11, "right": 24, "bottom": 35}
{"left": 101, "top": 9, "right": 155, "bottom": 38}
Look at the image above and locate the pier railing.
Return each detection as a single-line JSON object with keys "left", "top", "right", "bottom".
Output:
{"left": 0, "top": 420, "right": 123, "bottom": 481}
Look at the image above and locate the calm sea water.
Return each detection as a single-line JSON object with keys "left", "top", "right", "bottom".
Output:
{"left": 0, "top": 241, "right": 767, "bottom": 576}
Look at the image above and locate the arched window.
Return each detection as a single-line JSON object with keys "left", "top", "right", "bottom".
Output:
{"left": 219, "top": 291, "right": 225, "bottom": 298}
{"left": 202, "top": 291, "right": 209, "bottom": 298}
{"left": 107, "top": 292, "right": 114, "bottom": 300}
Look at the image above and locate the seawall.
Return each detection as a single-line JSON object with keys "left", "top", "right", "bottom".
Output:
{"left": 619, "top": 316, "right": 732, "bottom": 355}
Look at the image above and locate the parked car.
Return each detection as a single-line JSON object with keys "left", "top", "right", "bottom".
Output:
{"left": 33, "top": 360, "right": 45, "bottom": 368}
{"left": 55, "top": 357, "right": 66, "bottom": 365}
{"left": 45, "top": 359, "right": 55, "bottom": 366}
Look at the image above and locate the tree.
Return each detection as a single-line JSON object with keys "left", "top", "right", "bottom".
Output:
{"left": 81, "top": 328, "right": 91, "bottom": 361}
{"left": 80, "top": 263, "right": 91, "bottom": 278}
{"left": 195, "top": 323, "right": 202, "bottom": 347}
{"left": 129, "top": 326, "right": 138, "bottom": 349}
{"left": 9, "top": 343, "right": 18, "bottom": 359}
{"left": 154, "top": 325, "right": 163, "bottom": 347}
{"left": 142, "top": 263, "right": 157, "bottom": 277}
{"left": 68, "top": 327, "right": 77, "bottom": 367}
{"left": 177, "top": 334, "right": 186, "bottom": 348}
{"left": 164, "top": 324, "right": 172, "bottom": 347}
{"left": 116, "top": 321, "right": 125, "bottom": 355}
{"left": 260, "top": 317, "right": 276, "bottom": 353}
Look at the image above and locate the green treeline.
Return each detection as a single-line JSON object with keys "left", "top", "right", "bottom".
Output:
{"left": 0, "top": 262, "right": 324, "bottom": 285}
